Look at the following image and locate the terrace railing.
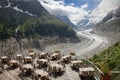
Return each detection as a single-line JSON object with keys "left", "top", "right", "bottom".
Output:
{"left": 76, "top": 56, "right": 103, "bottom": 80}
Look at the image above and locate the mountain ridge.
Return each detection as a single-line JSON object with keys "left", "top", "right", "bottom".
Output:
{"left": 55, "top": 15, "right": 78, "bottom": 29}
{"left": 0, "top": 0, "right": 79, "bottom": 41}
{"left": 76, "top": 16, "right": 95, "bottom": 29}
{"left": 95, "top": 6, "right": 120, "bottom": 32}
{"left": 0, "top": 0, "right": 80, "bottom": 54}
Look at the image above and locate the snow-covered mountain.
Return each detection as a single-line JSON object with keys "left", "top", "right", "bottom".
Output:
{"left": 76, "top": 17, "right": 95, "bottom": 29}
{"left": 0, "top": 0, "right": 49, "bottom": 17}
{"left": 96, "top": 7, "right": 120, "bottom": 32}
{"left": 55, "top": 15, "right": 77, "bottom": 29}
{"left": 76, "top": 7, "right": 120, "bottom": 29}
{"left": 76, "top": 18, "right": 89, "bottom": 27}
{"left": 101, "top": 7, "right": 120, "bottom": 24}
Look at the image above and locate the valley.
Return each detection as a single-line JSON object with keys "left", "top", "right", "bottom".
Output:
{"left": 44, "top": 29, "right": 109, "bottom": 58}
{"left": 0, "top": 0, "right": 120, "bottom": 80}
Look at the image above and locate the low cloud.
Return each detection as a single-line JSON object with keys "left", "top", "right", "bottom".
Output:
{"left": 90, "top": 0, "right": 120, "bottom": 23}
{"left": 39, "top": 0, "right": 120, "bottom": 25}
{"left": 39, "top": 0, "right": 89, "bottom": 24}
{"left": 81, "top": 3, "right": 88, "bottom": 9}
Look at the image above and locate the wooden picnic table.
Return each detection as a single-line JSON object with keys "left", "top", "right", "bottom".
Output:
{"left": 39, "top": 52, "right": 48, "bottom": 59}
{"left": 49, "top": 63, "right": 65, "bottom": 73}
{"left": 51, "top": 53, "right": 61, "bottom": 60}
{"left": 1, "top": 56, "right": 9, "bottom": 64}
{"left": 61, "top": 55, "right": 72, "bottom": 63}
{"left": 37, "top": 59, "right": 49, "bottom": 68}
{"left": 34, "top": 69, "right": 50, "bottom": 80}
{"left": 62, "top": 55, "right": 71, "bottom": 59}
{"left": 37, "top": 59, "right": 48, "bottom": 64}
{"left": 29, "top": 52, "right": 36, "bottom": 58}
{"left": 9, "top": 60, "right": 19, "bottom": 68}
{"left": 71, "top": 60, "right": 84, "bottom": 69}
{"left": 16, "top": 54, "right": 22, "bottom": 60}
{"left": 21, "top": 64, "right": 34, "bottom": 75}
{"left": 24, "top": 56, "right": 32, "bottom": 63}
{"left": 23, "top": 64, "right": 33, "bottom": 69}
{"left": 79, "top": 67, "right": 95, "bottom": 76}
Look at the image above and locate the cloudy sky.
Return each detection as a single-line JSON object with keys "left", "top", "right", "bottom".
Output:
{"left": 39, "top": 0, "right": 120, "bottom": 25}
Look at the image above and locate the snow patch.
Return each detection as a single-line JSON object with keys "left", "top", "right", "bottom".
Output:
{"left": 13, "top": 6, "right": 24, "bottom": 13}
{"left": 12, "top": 6, "right": 36, "bottom": 17}
{"left": 106, "top": 16, "right": 116, "bottom": 23}
{"left": 5, "top": 0, "right": 12, "bottom": 8}
{"left": 4, "top": 0, "right": 36, "bottom": 17}
{"left": 25, "top": 11, "right": 34, "bottom": 16}
{"left": 106, "top": 10, "right": 117, "bottom": 23}
{"left": 15, "top": 26, "right": 20, "bottom": 33}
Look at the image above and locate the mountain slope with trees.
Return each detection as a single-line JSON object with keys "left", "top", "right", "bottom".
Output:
{"left": 0, "top": 0, "right": 78, "bottom": 41}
